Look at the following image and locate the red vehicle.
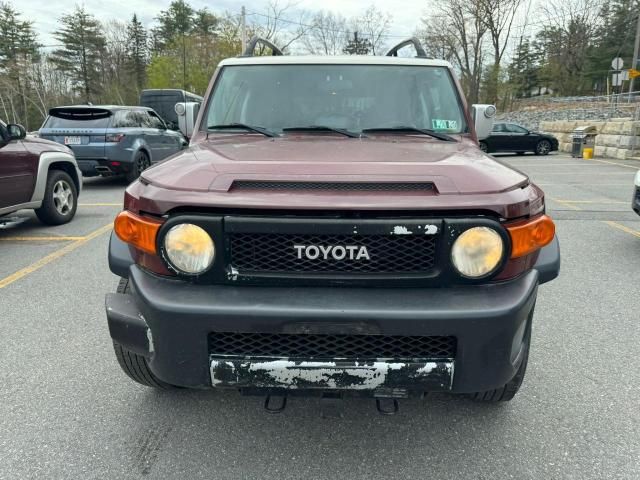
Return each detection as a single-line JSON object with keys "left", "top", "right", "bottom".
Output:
{"left": 0, "top": 121, "right": 81, "bottom": 225}
{"left": 105, "top": 39, "right": 560, "bottom": 412}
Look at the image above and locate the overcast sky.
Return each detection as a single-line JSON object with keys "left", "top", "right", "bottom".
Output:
{"left": 21, "top": 0, "right": 428, "bottom": 48}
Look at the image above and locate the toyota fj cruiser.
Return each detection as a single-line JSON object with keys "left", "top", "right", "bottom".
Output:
{"left": 105, "top": 38, "right": 560, "bottom": 412}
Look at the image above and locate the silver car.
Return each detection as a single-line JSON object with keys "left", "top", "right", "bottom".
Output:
{"left": 39, "top": 105, "right": 186, "bottom": 182}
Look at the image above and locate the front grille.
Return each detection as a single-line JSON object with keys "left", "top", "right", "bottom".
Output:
{"left": 209, "top": 332, "right": 456, "bottom": 359}
{"left": 232, "top": 181, "right": 434, "bottom": 192}
{"left": 229, "top": 233, "right": 437, "bottom": 274}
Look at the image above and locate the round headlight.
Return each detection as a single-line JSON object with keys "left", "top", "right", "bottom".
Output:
{"left": 163, "top": 223, "right": 215, "bottom": 274}
{"left": 451, "top": 227, "right": 504, "bottom": 278}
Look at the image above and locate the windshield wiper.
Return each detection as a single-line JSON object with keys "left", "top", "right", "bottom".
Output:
{"left": 362, "top": 126, "right": 456, "bottom": 142}
{"left": 207, "top": 123, "right": 278, "bottom": 138}
{"left": 283, "top": 126, "right": 363, "bottom": 138}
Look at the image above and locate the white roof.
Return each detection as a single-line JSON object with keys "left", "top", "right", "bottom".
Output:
{"left": 219, "top": 55, "right": 452, "bottom": 68}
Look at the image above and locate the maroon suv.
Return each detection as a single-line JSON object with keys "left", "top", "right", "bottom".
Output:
{"left": 105, "top": 39, "right": 560, "bottom": 410}
{"left": 0, "top": 121, "right": 81, "bottom": 225}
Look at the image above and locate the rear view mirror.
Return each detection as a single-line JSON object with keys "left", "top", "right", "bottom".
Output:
{"left": 471, "top": 105, "right": 496, "bottom": 141}
{"left": 7, "top": 124, "right": 26, "bottom": 140}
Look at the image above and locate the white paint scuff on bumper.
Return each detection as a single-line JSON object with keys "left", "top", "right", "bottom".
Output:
{"left": 210, "top": 357, "right": 454, "bottom": 392}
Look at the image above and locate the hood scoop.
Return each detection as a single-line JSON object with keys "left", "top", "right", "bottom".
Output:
{"left": 231, "top": 180, "right": 436, "bottom": 193}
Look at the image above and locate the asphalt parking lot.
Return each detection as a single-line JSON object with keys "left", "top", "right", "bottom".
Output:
{"left": 1, "top": 153, "right": 639, "bottom": 479}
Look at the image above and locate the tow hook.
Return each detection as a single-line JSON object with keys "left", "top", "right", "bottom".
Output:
{"left": 376, "top": 398, "right": 399, "bottom": 415}
{"left": 263, "top": 395, "right": 287, "bottom": 414}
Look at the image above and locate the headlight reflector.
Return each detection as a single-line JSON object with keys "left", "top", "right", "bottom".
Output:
{"left": 164, "top": 223, "right": 215, "bottom": 274}
{"left": 451, "top": 227, "right": 504, "bottom": 278}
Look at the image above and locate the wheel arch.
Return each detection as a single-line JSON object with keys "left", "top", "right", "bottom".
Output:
{"left": 131, "top": 139, "right": 151, "bottom": 163}
{"left": 29, "top": 151, "right": 82, "bottom": 204}
{"left": 138, "top": 147, "right": 151, "bottom": 161}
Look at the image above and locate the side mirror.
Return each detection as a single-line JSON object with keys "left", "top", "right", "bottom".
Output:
{"left": 175, "top": 102, "right": 200, "bottom": 139}
{"left": 471, "top": 105, "right": 496, "bottom": 140}
{"left": 7, "top": 124, "right": 26, "bottom": 140}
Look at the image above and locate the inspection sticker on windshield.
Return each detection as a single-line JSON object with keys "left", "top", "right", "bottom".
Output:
{"left": 432, "top": 119, "right": 458, "bottom": 130}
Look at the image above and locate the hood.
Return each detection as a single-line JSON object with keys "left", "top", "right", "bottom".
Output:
{"left": 142, "top": 135, "right": 528, "bottom": 195}
{"left": 133, "top": 135, "right": 536, "bottom": 219}
{"left": 22, "top": 134, "right": 73, "bottom": 155}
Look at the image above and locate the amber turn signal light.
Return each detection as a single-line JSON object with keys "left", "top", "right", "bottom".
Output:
{"left": 114, "top": 210, "right": 163, "bottom": 255}
{"left": 507, "top": 215, "right": 555, "bottom": 258}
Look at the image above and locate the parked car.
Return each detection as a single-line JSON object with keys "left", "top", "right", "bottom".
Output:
{"left": 633, "top": 170, "right": 640, "bottom": 215}
{"left": 39, "top": 105, "right": 186, "bottom": 182}
{"left": 479, "top": 122, "right": 559, "bottom": 155}
{"left": 105, "top": 38, "right": 560, "bottom": 410}
{"left": 140, "top": 89, "right": 203, "bottom": 131}
{"left": 0, "top": 120, "right": 81, "bottom": 225}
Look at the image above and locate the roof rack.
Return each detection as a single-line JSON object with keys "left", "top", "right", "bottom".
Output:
{"left": 241, "top": 37, "right": 284, "bottom": 57}
{"left": 385, "top": 37, "right": 427, "bottom": 58}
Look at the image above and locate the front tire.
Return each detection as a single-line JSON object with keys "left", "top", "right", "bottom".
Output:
{"left": 35, "top": 170, "right": 78, "bottom": 225}
{"left": 112, "top": 278, "right": 174, "bottom": 389}
{"left": 479, "top": 141, "right": 489, "bottom": 153}
{"left": 535, "top": 140, "right": 551, "bottom": 155}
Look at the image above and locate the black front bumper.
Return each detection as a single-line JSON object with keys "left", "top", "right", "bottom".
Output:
{"left": 633, "top": 186, "right": 640, "bottom": 215}
{"left": 105, "top": 241, "right": 557, "bottom": 394}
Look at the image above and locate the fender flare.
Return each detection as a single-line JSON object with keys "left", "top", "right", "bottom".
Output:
{"left": 533, "top": 235, "right": 560, "bottom": 285}
{"left": 108, "top": 231, "right": 135, "bottom": 278}
{"left": 29, "top": 151, "right": 83, "bottom": 204}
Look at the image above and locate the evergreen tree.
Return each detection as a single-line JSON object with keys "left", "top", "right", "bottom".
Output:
{"left": 0, "top": 2, "right": 38, "bottom": 71}
{"left": 51, "top": 6, "right": 106, "bottom": 103}
{"left": 0, "top": 2, "right": 39, "bottom": 128}
{"left": 152, "top": 0, "right": 194, "bottom": 51}
{"left": 193, "top": 8, "right": 219, "bottom": 37}
{"left": 507, "top": 38, "right": 540, "bottom": 98}
{"left": 343, "top": 32, "right": 372, "bottom": 55}
{"left": 586, "top": 0, "right": 640, "bottom": 93}
{"left": 126, "top": 14, "right": 148, "bottom": 92}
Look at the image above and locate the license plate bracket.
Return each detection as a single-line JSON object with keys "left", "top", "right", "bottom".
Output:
{"left": 64, "top": 136, "right": 82, "bottom": 145}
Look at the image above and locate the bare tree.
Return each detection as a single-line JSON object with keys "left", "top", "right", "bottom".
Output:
{"left": 302, "top": 11, "right": 347, "bottom": 55}
{"left": 478, "top": 0, "right": 523, "bottom": 103}
{"left": 350, "top": 5, "right": 392, "bottom": 55}
{"left": 250, "top": 1, "right": 309, "bottom": 52}
{"left": 420, "top": 0, "right": 487, "bottom": 103}
{"left": 102, "top": 20, "right": 131, "bottom": 104}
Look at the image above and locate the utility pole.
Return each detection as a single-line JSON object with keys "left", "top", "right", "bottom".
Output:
{"left": 241, "top": 6, "right": 247, "bottom": 54}
{"left": 630, "top": 14, "right": 640, "bottom": 95}
{"left": 182, "top": 32, "right": 187, "bottom": 91}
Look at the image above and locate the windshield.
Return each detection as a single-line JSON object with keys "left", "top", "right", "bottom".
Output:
{"left": 204, "top": 65, "right": 467, "bottom": 135}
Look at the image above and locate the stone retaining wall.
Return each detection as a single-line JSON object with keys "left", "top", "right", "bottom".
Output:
{"left": 538, "top": 119, "right": 640, "bottom": 159}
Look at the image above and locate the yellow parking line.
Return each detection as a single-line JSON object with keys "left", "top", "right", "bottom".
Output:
{"left": 0, "top": 236, "right": 85, "bottom": 241}
{"left": 604, "top": 221, "right": 640, "bottom": 238}
{"left": 547, "top": 196, "right": 582, "bottom": 211}
{"left": 79, "top": 203, "right": 122, "bottom": 207}
{"left": 0, "top": 223, "right": 113, "bottom": 289}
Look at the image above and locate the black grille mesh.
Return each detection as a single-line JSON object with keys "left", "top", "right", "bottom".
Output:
{"left": 229, "top": 233, "right": 437, "bottom": 273}
{"left": 209, "top": 332, "right": 456, "bottom": 359}
{"left": 232, "top": 181, "right": 434, "bottom": 192}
